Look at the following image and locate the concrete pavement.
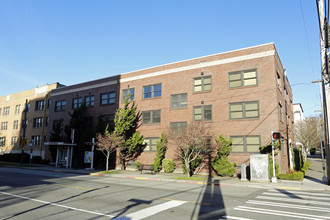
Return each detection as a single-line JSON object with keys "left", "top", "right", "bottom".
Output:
{"left": 4, "top": 154, "right": 330, "bottom": 191}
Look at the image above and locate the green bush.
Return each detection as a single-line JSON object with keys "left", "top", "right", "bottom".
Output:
{"left": 278, "top": 172, "right": 304, "bottom": 181}
{"left": 293, "top": 148, "right": 304, "bottom": 171}
{"left": 163, "top": 158, "right": 175, "bottom": 173}
{"left": 134, "top": 162, "right": 142, "bottom": 170}
{"left": 152, "top": 133, "right": 167, "bottom": 172}
{"left": 212, "top": 135, "right": 236, "bottom": 177}
{"left": 0, "top": 153, "right": 30, "bottom": 163}
{"left": 310, "top": 148, "right": 316, "bottom": 155}
{"left": 31, "top": 156, "right": 42, "bottom": 164}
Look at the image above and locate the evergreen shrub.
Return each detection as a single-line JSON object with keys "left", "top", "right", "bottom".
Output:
{"left": 162, "top": 158, "right": 175, "bottom": 173}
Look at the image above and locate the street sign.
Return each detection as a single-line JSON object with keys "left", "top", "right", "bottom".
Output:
{"left": 20, "top": 138, "right": 27, "bottom": 146}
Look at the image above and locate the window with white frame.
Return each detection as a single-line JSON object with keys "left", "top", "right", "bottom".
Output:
{"left": 279, "top": 103, "right": 283, "bottom": 121}
{"left": 194, "top": 76, "right": 212, "bottom": 92}
{"left": 101, "top": 92, "right": 116, "bottom": 105}
{"left": 230, "top": 136, "right": 261, "bottom": 153}
{"left": 1, "top": 122, "right": 8, "bottom": 130}
{"left": 3, "top": 107, "right": 10, "bottom": 115}
{"left": 31, "top": 135, "right": 41, "bottom": 146}
{"left": 15, "top": 105, "right": 21, "bottom": 114}
{"left": 143, "top": 84, "right": 161, "bottom": 99}
{"left": 142, "top": 110, "right": 161, "bottom": 124}
{"left": 0, "top": 137, "right": 5, "bottom": 146}
{"left": 122, "top": 88, "right": 135, "bottom": 102}
{"left": 13, "top": 120, "right": 19, "bottom": 129}
{"left": 11, "top": 137, "right": 17, "bottom": 146}
{"left": 229, "top": 69, "right": 257, "bottom": 88}
{"left": 35, "top": 100, "right": 45, "bottom": 111}
{"left": 33, "top": 117, "right": 43, "bottom": 128}
{"left": 193, "top": 105, "right": 212, "bottom": 121}
{"left": 143, "top": 138, "right": 158, "bottom": 151}
{"left": 230, "top": 101, "right": 259, "bottom": 119}
{"left": 171, "top": 93, "right": 187, "bottom": 109}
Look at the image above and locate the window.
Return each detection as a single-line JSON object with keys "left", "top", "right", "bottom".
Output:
{"left": 47, "top": 99, "right": 51, "bottom": 109}
{"left": 231, "top": 136, "right": 261, "bottom": 153}
{"left": 101, "top": 115, "right": 115, "bottom": 128}
{"left": 13, "top": 120, "right": 19, "bottom": 129}
{"left": 33, "top": 117, "right": 43, "bottom": 128}
{"left": 15, "top": 105, "right": 21, "bottom": 114}
{"left": 230, "top": 101, "right": 259, "bottom": 119}
{"left": 277, "top": 72, "right": 281, "bottom": 89}
{"left": 0, "top": 108, "right": 2, "bottom": 115}
{"left": 35, "top": 100, "right": 45, "bottom": 111}
{"left": 53, "top": 119, "right": 63, "bottom": 130}
{"left": 11, "top": 137, "right": 17, "bottom": 146}
{"left": 143, "top": 84, "right": 161, "bottom": 99}
{"left": 0, "top": 137, "right": 5, "bottom": 146}
{"left": 193, "top": 105, "right": 212, "bottom": 121}
{"left": 229, "top": 69, "right": 257, "bottom": 88}
{"left": 73, "top": 97, "right": 83, "bottom": 109}
{"left": 85, "top": 95, "right": 95, "bottom": 107}
{"left": 3, "top": 107, "right": 10, "bottom": 115}
{"left": 45, "top": 117, "right": 49, "bottom": 127}
{"left": 122, "top": 88, "right": 135, "bottom": 102}
{"left": 55, "top": 100, "right": 66, "bottom": 112}
{"left": 279, "top": 103, "right": 283, "bottom": 121}
{"left": 171, "top": 93, "right": 187, "bottom": 109}
{"left": 101, "top": 92, "right": 116, "bottom": 105}
{"left": 170, "top": 122, "right": 187, "bottom": 133}
{"left": 194, "top": 76, "right": 212, "bottom": 92}
{"left": 1, "top": 122, "right": 8, "bottom": 130}
{"left": 143, "top": 138, "right": 158, "bottom": 151}
{"left": 31, "top": 135, "right": 41, "bottom": 146}
{"left": 142, "top": 110, "right": 161, "bottom": 124}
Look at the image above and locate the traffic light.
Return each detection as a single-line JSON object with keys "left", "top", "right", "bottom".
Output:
{"left": 272, "top": 132, "right": 281, "bottom": 140}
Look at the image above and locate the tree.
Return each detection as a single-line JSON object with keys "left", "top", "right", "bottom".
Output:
{"left": 49, "top": 119, "right": 64, "bottom": 162}
{"left": 114, "top": 95, "right": 145, "bottom": 170}
{"left": 169, "top": 122, "right": 213, "bottom": 177}
{"left": 96, "top": 126, "right": 123, "bottom": 171}
{"left": 212, "top": 135, "right": 236, "bottom": 177}
{"left": 152, "top": 132, "right": 167, "bottom": 172}
{"left": 295, "top": 117, "right": 322, "bottom": 152}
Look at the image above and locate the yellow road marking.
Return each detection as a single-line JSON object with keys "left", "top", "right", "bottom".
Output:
{"left": 54, "top": 184, "right": 93, "bottom": 190}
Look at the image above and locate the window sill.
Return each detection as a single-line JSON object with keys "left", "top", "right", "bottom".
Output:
{"left": 228, "top": 85, "right": 258, "bottom": 90}
{"left": 142, "top": 97, "right": 162, "bottom": 101}
{"left": 193, "top": 91, "right": 212, "bottom": 94}
{"left": 170, "top": 107, "right": 188, "bottom": 110}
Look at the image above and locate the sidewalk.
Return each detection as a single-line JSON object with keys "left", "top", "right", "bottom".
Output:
{"left": 5, "top": 156, "right": 330, "bottom": 191}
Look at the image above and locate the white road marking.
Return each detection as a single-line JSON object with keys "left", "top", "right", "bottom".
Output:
{"left": 263, "top": 192, "right": 330, "bottom": 201}
{"left": 220, "top": 215, "right": 254, "bottom": 220}
{"left": 256, "top": 195, "right": 330, "bottom": 206}
{"left": 247, "top": 200, "right": 330, "bottom": 213}
{"left": 113, "top": 200, "right": 186, "bottom": 220}
{"left": 0, "top": 190, "right": 115, "bottom": 218}
{"left": 268, "top": 189, "right": 330, "bottom": 197}
{"left": 235, "top": 206, "right": 330, "bottom": 220}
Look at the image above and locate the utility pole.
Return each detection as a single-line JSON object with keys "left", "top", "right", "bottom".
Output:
{"left": 316, "top": 0, "right": 330, "bottom": 185}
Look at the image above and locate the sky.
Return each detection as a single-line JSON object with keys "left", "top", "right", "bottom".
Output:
{"left": 0, "top": 0, "right": 323, "bottom": 116}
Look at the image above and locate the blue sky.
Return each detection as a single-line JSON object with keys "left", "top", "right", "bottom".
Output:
{"left": 0, "top": 0, "right": 322, "bottom": 116}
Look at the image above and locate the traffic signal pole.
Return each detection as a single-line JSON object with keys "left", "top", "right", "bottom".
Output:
{"left": 317, "top": 0, "right": 330, "bottom": 185}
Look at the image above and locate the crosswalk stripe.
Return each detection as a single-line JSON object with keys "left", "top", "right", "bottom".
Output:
{"left": 220, "top": 216, "right": 254, "bottom": 220}
{"left": 113, "top": 200, "right": 186, "bottom": 220}
{"left": 263, "top": 192, "right": 330, "bottom": 201}
{"left": 268, "top": 189, "right": 330, "bottom": 197}
{"left": 256, "top": 195, "right": 330, "bottom": 206}
{"left": 247, "top": 200, "right": 330, "bottom": 213}
{"left": 235, "top": 206, "right": 330, "bottom": 219}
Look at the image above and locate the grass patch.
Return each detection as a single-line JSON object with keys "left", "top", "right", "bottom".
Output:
{"left": 97, "top": 171, "right": 118, "bottom": 174}
{"left": 171, "top": 176, "right": 207, "bottom": 181}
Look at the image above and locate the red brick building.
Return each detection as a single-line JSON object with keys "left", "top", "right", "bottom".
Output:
{"left": 47, "top": 43, "right": 295, "bottom": 173}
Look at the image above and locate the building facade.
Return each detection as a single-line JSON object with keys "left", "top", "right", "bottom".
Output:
{"left": 47, "top": 43, "right": 295, "bottom": 173}
{"left": 0, "top": 83, "right": 62, "bottom": 159}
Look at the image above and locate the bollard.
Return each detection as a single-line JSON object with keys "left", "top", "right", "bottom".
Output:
{"left": 241, "top": 163, "right": 247, "bottom": 181}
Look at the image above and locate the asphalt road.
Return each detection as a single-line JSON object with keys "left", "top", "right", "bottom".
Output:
{"left": 0, "top": 167, "right": 329, "bottom": 220}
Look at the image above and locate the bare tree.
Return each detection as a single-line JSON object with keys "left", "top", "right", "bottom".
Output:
{"left": 96, "top": 127, "right": 123, "bottom": 171}
{"left": 295, "top": 117, "right": 322, "bottom": 152}
{"left": 169, "top": 122, "right": 213, "bottom": 177}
